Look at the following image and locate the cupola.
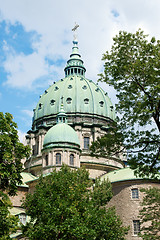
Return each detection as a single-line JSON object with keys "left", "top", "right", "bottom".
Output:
{"left": 42, "top": 105, "right": 81, "bottom": 174}
{"left": 64, "top": 38, "right": 86, "bottom": 77}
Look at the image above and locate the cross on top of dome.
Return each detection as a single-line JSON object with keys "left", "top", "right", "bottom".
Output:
{"left": 64, "top": 24, "right": 86, "bottom": 78}
{"left": 72, "top": 22, "right": 79, "bottom": 45}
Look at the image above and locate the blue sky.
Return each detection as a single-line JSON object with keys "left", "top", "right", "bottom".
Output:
{"left": 0, "top": 0, "right": 160, "bottom": 141}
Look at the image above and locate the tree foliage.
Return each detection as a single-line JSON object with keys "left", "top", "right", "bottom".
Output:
{"left": 0, "top": 112, "right": 30, "bottom": 239}
{"left": 0, "top": 191, "right": 18, "bottom": 240}
{"left": 90, "top": 30, "right": 160, "bottom": 178}
{"left": 139, "top": 187, "right": 160, "bottom": 240}
{"left": 0, "top": 112, "right": 30, "bottom": 196}
{"left": 22, "top": 165, "right": 128, "bottom": 240}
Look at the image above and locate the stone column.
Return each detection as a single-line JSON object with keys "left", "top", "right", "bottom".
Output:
{"left": 38, "top": 134, "right": 42, "bottom": 155}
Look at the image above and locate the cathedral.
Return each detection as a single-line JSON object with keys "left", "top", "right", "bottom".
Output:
{"left": 10, "top": 33, "right": 160, "bottom": 240}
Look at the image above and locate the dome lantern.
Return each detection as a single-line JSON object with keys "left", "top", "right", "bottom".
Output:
{"left": 64, "top": 25, "right": 86, "bottom": 78}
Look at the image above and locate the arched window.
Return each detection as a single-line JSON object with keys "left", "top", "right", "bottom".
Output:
{"left": 56, "top": 153, "right": 61, "bottom": 165}
{"left": 18, "top": 213, "right": 26, "bottom": 225}
{"left": 131, "top": 188, "right": 139, "bottom": 199}
{"left": 84, "top": 137, "right": 89, "bottom": 149}
{"left": 70, "top": 154, "right": 74, "bottom": 166}
{"left": 45, "top": 154, "right": 48, "bottom": 166}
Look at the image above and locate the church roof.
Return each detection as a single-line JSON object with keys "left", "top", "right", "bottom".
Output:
{"left": 100, "top": 167, "right": 160, "bottom": 183}
{"left": 18, "top": 172, "right": 37, "bottom": 188}
{"left": 43, "top": 123, "right": 80, "bottom": 149}
{"left": 43, "top": 107, "right": 80, "bottom": 149}
{"left": 33, "top": 39, "right": 115, "bottom": 123}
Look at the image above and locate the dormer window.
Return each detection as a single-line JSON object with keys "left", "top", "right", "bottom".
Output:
{"left": 50, "top": 99, "right": 55, "bottom": 105}
{"left": 84, "top": 98, "right": 89, "bottom": 104}
{"left": 54, "top": 86, "right": 59, "bottom": 91}
{"left": 110, "top": 106, "right": 113, "bottom": 111}
{"left": 99, "top": 101, "right": 104, "bottom": 107}
{"left": 66, "top": 97, "right": 72, "bottom": 104}
{"left": 95, "top": 87, "right": 99, "bottom": 92}
{"left": 68, "top": 85, "right": 72, "bottom": 89}
{"left": 39, "top": 103, "right": 42, "bottom": 109}
{"left": 82, "top": 85, "right": 87, "bottom": 90}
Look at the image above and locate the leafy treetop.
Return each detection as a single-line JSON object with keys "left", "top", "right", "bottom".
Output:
{"left": 22, "top": 165, "right": 129, "bottom": 240}
{"left": 139, "top": 187, "right": 160, "bottom": 240}
{"left": 90, "top": 30, "right": 160, "bottom": 178}
{"left": 0, "top": 191, "right": 19, "bottom": 239}
{"left": 0, "top": 112, "right": 30, "bottom": 196}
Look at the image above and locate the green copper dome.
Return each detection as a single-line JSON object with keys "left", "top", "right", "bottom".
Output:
{"left": 43, "top": 123, "right": 80, "bottom": 148}
{"left": 43, "top": 106, "right": 80, "bottom": 149}
{"left": 33, "top": 40, "right": 115, "bottom": 124}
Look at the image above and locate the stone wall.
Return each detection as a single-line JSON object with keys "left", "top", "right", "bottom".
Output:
{"left": 10, "top": 187, "right": 28, "bottom": 207}
{"left": 107, "top": 180, "right": 160, "bottom": 240}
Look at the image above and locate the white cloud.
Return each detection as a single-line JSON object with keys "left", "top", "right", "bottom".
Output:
{"left": 22, "top": 109, "right": 33, "bottom": 118}
{"left": 3, "top": 51, "right": 49, "bottom": 88}
{"left": 18, "top": 129, "right": 26, "bottom": 143}
{"left": 0, "top": 0, "right": 160, "bottom": 90}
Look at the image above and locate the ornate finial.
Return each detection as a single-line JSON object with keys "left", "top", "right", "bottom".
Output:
{"left": 72, "top": 22, "right": 79, "bottom": 43}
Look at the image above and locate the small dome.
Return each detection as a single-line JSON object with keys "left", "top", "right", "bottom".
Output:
{"left": 43, "top": 122, "right": 80, "bottom": 149}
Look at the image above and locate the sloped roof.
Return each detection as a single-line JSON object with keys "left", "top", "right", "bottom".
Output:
{"left": 10, "top": 207, "right": 25, "bottom": 216}
{"left": 101, "top": 167, "right": 143, "bottom": 183}
{"left": 18, "top": 172, "right": 37, "bottom": 188}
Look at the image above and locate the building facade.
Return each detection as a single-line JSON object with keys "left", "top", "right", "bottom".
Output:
{"left": 11, "top": 35, "right": 159, "bottom": 239}
{"left": 24, "top": 36, "right": 124, "bottom": 179}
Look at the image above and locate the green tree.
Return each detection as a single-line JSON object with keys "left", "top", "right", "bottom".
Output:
{"left": 22, "top": 165, "right": 129, "bottom": 240}
{"left": 139, "top": 187, "right": 160, "bottom": 240}
{"left": 0, "top": 191, "right": 19, "bottom": 240}
{"left": 0, "top": 112, "right": 30, "bottom": 196}
{"left": 90, "top": 29, "right": 160, "bottom": 178}
{"left": 0, "top": 112, "right": 30, "bottom": 239}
